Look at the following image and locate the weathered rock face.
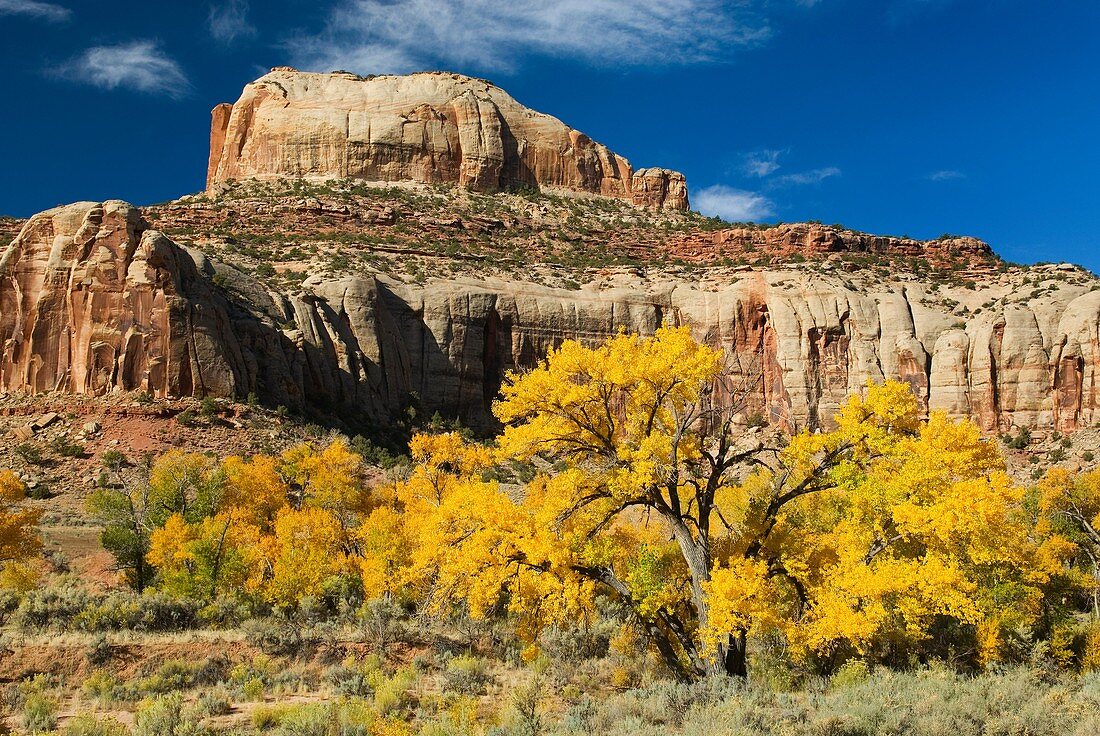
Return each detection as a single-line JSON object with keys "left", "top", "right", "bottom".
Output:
{"left": 4, "top": 201, "right": 1099, "bottom": 434}
{"left": 280, "top": 272, "right": 1100, "bottom": 434}
{"left": 0, "top": 202, "right": 242, "bottom": 398}
{"left": 207, "top": 68, "right": 689, "bottom": 209}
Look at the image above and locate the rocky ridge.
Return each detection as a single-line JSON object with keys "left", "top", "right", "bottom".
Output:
{"left": 2, "top": 195, "right": 1097, "bottom": 436}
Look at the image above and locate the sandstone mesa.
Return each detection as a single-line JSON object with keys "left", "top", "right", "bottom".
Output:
{"left": 207, "top": 68, "right": 689, "bottom": 210}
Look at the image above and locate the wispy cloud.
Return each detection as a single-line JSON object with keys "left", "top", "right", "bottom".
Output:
{"left": 209, "top": 0, "right": 256, "bottom": 44}
{"left": 290, "top": 0, "right": 778, "bottom": 74}
{"left": 60, "top": 41, "right": 191, "bottom": 97}
{"left": 0, "top": 0, "right": 71, "bottom": 22}
{"left": 743, "top": 149, "right": 784, "bottom": 178}
{"left": 769, "top": 166, "right": 841, "bottom": 187}
{"left": 928, "top": 169, "right": 966, "bottom": 181}
{"left": 694, "top": 185, "right": 775, "bottom": 222}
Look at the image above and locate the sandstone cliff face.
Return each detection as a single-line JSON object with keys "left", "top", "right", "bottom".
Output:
{"left": 207, "top": 68, "right": 689, "bottom": 209}
{"left": 278, "top": 271, "right": 1100, "bottom": 433}
{"left": 0, "top": 202, "right": 242, "bottom": 399}
{"left": 4, "top": 202, "right": 1098, "bottom": 434}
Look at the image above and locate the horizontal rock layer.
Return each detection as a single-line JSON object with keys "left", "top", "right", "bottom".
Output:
{"left": 207, "top": 68, "right": 689, "bottom": 210}
{"left": 3, "top": 202, "right": 1098, "bottom": 433}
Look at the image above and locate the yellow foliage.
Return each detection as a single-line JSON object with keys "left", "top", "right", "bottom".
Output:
{"left": 141, "top": 440, "right": 367, "bottom": 607}
{"left": 265, "top": 505, "right": 352, "bottom": 607}
{"left": 359, "top": 333, "right": 1061, "bottom": 676}
{"left": 0, "top": 470, "right": 40, "bottom": 573}
{"left": 280, "top": 438, "right": 366, "bottom": 514}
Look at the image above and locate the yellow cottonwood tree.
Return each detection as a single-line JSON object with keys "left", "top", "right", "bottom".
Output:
{"left": 374, "top": 328, "right": 1062, "bottom": 679}
{"left": 0, "top": 470, "right": 41, "bottom": 587}
{"left": 1036, "top": 467, "right": 1100, "bottom": 617}
{"left": 145, "top": 441, "right": 367, "bottom": 607}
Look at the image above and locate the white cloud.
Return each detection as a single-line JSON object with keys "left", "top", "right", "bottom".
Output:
{"left": 743, "top": 149, "right": 783, "bottom": 178}
{"left": 290, "top": 0, "right": 776, "bottom": 74}
{"left": 769, "top": 166, "right": 841, "bottom": 187}
{"left": 0, "top": 0, "right": 70, "bottom": 22}
{"left": 693, "top": 185, "right": 775, "bottom": 222}
{"left": 61, "top": 41, "right": 191, "bottom": 97}
{"left": 209, "top": 0, "right": 257, "bottom": 44}
{"left": 928, "top": 169, "right": 966, "bottom": 181}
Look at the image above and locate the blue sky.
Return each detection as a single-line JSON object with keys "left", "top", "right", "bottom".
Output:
{"left": 1, "top": 0, "right": 1097, "bottom": 269}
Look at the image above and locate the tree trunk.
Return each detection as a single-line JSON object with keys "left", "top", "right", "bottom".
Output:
{"left": 719, "top": 631, "right": 748, "bottom": 677}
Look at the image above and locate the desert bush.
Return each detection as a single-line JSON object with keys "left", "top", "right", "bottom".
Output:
{"left": 76, "top": 591, "right": 201, "bottom": 632}
{"left": 252, "top": 703, "right": 293, "bottom": 730}
{"left": 270, "top": 701, "right": 378, "bottom": 736}
{"left": 12, "top": 583, "right": 92, "bottom": 629}
{"left": 85, "top": 634, "right": 113, "bottom": 665}
{"left": 669, "top": 667, "right": 1100, "bottom": 736}
{"left": 62, "top": 714, "right": 130, "bottom": 736}
{"left": 196, "top": 683, "right": 234, "bottom": 716}
{"left": 15, "top": 443, "right": 46, "bottom": 465}
{"left": 324, "top": 660, "right": 377, "bottom": 698}
{"left": 22, "top": 692, "right": 58, "bottom": 734}
{"left": 131, "top": 656, "right": 231, "bottom": 696}
{"left": 242, "top": 676, "right": 266, "bottom": 701}
{"left": 245, "top": 616, "right": 316, "bottom": 655}
{"left": 134, "top": 692, "right": 211, "bottom": 736}
{"left": 358, "top": 596, "right": 407, "bottom": 651}
{"left": 507, "top": 676, "right": 546, "bottom": 736}
{"left": 51, "top": 436, "right": 88, "bottom": 458}
{"left": 1006, "top": 426, "right": 1032, "bottom": 449}
{"left": 197, "top": 595, "right": 256, "bottom": 629}
{"left": 373, "top": 666, "right": 417, "bottom": 716}
{"left": 537, "top": 615, "right": 617, "bottom": 665}
{"left": 441, "top": 655, "right": 494, "bottom": 696}
{"left": 82, "top": 670, "right": 123, "bottom": 706}
{"left": 829, "top": 659, "right": 872, "bottom": 690}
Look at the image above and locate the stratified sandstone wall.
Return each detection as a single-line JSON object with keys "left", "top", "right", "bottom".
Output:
{"left": 4, "top": 202, "right": 1098, "bottom": 433}
{"left": 279, "top": 272, "right": 1100, "bottom": 433}
{"left": 206, "top": 68, "right": 689, "bottom": 210}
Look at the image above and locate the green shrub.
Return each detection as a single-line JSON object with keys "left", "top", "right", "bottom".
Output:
{"left": 244, "top": 616, "right": 310, "bottom": 655}
{"left": 82, "top": 670, "right": 122, "bottom": 705}
{"left": 51, "top": 436, "right": 87, "bottom": 458}
{"left": 13, "top": 583, "right": 92, "bottom": 630}
{"left": 373, "top": 666, "right": 417, "bottom": 716}
{"left": 22, "top": 693, "right": 57, "bottom": 734}
{"left": 75, "top": 591, "right": 201, "bottom": 632}
{"left": 830, "top": 659, "right": 872, "bottom": 690}
{"left": 196, "top": 684, "right": 233, "bottom": 716}
{"left": 131, "top": 656, "right": 231, "bottom": 697}
{"left": 243, "top": 676, "right": 265, "bottom": 702}
{"left": 252, "top": 704, "right": 292, "bottom": 730}
{"left": 442, "top": 655, "right": 494, "bottom": 696}
{"left": 358, "top": 597, "right": 406, "bottom": 651}
{"left": 134, "top": 692, "right": 209, "bottom": 736}
{"left": 62, "top": 714, "right": 130, "bottom": 736}
{"left": 1006, "top": 427, "right": 1031, "bottom": 449}
{"left": 15, "top": 442, "right": 46, "bottom": 465}
{"left": 270, "top": 703, "right": 332, "bottom": 736}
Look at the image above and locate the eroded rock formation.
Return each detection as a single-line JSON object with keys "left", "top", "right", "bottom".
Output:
{"left": 3, "top": 201, "right": 1098, "bottom": 434}
{"left": 0, "top": 202, "right": 240, "bottom": 398}
{"left": 206, "top": 68, "right": 689, "bottom": 209}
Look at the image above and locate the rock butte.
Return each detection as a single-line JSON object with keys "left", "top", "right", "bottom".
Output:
{"left": 207, "top": 67, "right": 689, "bottom": 210}
{"left": 3, "top": 200, "right": 1100, "bottom": 434}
